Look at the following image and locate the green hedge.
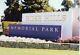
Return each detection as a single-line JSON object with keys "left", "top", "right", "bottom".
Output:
{"left": 0, "top": 41, "right": 79, "bottom": 51}
{"left": 0, "top": 32, "right": 3, "bottom": 35}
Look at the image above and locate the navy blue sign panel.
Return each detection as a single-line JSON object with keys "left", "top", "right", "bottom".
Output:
{"left": 9, "top": 25, "right": 61, "bottom": 41}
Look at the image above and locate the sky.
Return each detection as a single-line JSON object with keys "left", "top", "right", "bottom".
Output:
{"left": 0, "top": 0, "right": 8, "bottom": 16}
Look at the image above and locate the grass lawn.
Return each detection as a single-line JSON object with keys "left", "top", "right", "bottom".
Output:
{"left": 0, "top": 47, "right": 79, "bottom": 55}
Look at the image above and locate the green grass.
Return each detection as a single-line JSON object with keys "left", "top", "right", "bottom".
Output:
{"left": 0, "top": 47, "right": 79, "bottom": 55}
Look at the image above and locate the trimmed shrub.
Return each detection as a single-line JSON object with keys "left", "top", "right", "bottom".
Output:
{"left": 0, "top": 41, "right": 79, "bottom": 51}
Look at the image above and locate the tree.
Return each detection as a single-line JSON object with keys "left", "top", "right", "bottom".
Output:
{"left": 5, "top": 0, "right": 19, "bottom": 6}
{"left": 61, "top": 0, "right": 73, "bottom": 11}
{"left": 21, "top": 0, "right": 54, "bottom": 12}
{"left": 3, "top": 1, "right": 22, "bottom": 22}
